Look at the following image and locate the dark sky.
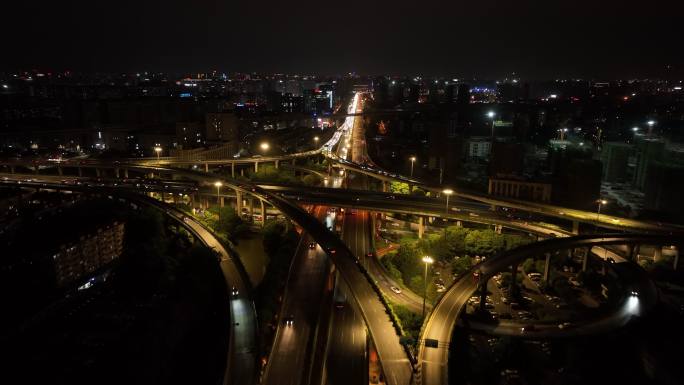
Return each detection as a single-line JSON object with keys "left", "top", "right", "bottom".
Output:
{"left": 3, "top": 1, "right": 683, "bottom": 78}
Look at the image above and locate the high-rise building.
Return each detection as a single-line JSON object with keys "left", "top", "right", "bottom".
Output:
{"left": 601, "top": 142, "right": 632, "bottom": 182}
{"left": 644, "top": 162, "right": 684, "bottom": 216}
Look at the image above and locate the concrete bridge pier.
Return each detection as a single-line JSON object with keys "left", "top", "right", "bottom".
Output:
{"left": 235, "top": 190, "right": 243, "bottom": 214}
{"left": 114, "top": 168, "right": 120, "bottom": 178}
{"left": 57, "top": 166, "right": 63, "bottom": 176}
{"left": 543, "top": 252, "right": 552, "bottom": 286}
{"left": 260, "top": 199, "right": 266, "bottom": 227}
{"left": 572, "top": 220, "right": 580, "bottom": 235}
{"left": 382, "top": 181, "right": 389, "bottom": 193}
{"left": 275, "top": 160, "right": 279, "bottom": 169}
{"left": 231, "top": 162, "right": 235, "bottom": 178}
{"left": 674, "top": 246, "right": 680, "bottom": 270}
{"left": 418, "top": 216, "right": 424, "bottom": 239}
{"left": 653, "top": 245, "right": 663, "bottom": 263}
{"left": 254, "top": 162, "right": 259, "bottom": 173}
{"left": 249, "top": 198, "right": 254, "bottom": 218}
{"left": 96, "top": 168, "right": 102, "bottom": 177}
{"left": 204, "top": 163, "right": 209, "bottom": 172}
{"left": 509, "top": 263, "right": 520, "bottom": 296}
{"left": 478, "top": 276, "right": 489, "bottom": 312}
{"left": 124, "top": 168, "right": 129, "bottom": 178}
{"left": 582, "top": 247, "right": 590, "bottom": 271}
{"left": 78, "top": 167, "right": 83, "bottom": 177}
{"left": 33, "top": 165, "right": 39, "bottom": 174}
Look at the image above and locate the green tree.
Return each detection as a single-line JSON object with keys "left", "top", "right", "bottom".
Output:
{"left": 217, "top": 207, "right": 249, "bottom": 239}
{"left": 451, "top": 256, "right": 474, "bottom": 276}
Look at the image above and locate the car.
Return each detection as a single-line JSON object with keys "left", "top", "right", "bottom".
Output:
{"left": 231, "top": 286, "right": 239, "bottom": 297}
{"left": 334, "top": 301, "right": 345, "bottom": 309}
{"left": 558, "top": 322, "right": 573, "bottom": 329}
{"left": 309, "top": 242, "right": 316, "bottom": 249}
{"left": 285, "top": 314, "right": 294, "bottom": 326}
{"left": 569, "top": 277, "right": 581, "bottom": 287}
{"left": 521, "top": 324, "right": 536, "bottom": 333}
{"left": 390, "top": 286, "right": 402, "bottom": 294}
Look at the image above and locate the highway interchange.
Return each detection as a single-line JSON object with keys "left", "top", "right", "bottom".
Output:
{"left": 1, "top": 92, "right": 681, "bottom": 385}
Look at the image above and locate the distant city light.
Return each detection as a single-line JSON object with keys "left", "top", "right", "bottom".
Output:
{"left": 1, "top": 84, "right": 8, "bottom": 89}
{"left": 487, "top": 111, "right": 495, "bottom": 118}
{"left": 632, "top": 127, "right": 639, "bottom": 132}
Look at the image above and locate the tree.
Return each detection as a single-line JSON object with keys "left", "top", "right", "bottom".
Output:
{"left": 216, "top": 207, "right": 249, "bottom": 239}
{"left": 465, "top": 230, "right": 504, "bottom": 256}
{"left": 302, "top": 174, "right": 321, "bottom": 186}
{"left": 451, "top": 256, "right": 473, "bottom": 277}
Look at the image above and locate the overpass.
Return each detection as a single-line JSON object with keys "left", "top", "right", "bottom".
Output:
{"left": 417, "top": 233, "right": 679, "bottom": 385}
{"left": 0, "top": 162, "right": 414, "bottom": 385}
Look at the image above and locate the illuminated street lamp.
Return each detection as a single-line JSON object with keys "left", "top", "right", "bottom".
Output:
{"left": 410, "top": 156, "right": 417, "bottom": 178}
{"left": 647, "top": 120, "right": 656, "bottom": 136}
{"left": 215, "top": 181, "right": 223, "bottom": 221}
{"left": 443, "top": 188, "right": 454, "bottom": 214}
{"left": 596, "top": 199, "right": 608, "bottom": 225}
{"left": 260, "top": 142, "right": 270, "bottom": 152}
{"left": 422, "top": 256, "right": 434, "bottom": 318}
{"left": 487, "top": 111, "right": 496, "bottom": 140}
{"left": 154, "top": 146, "right": 162, "bottom": 160}
{"left": 313, "top": 136, "right": 320, "bottom": 146}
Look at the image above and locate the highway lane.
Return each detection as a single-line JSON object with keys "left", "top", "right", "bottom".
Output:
{"left": 324, "top": 278, "right": 367, "bottom": 385}
{"left": 263, "top": 207, "right": 330, "bottom": 385}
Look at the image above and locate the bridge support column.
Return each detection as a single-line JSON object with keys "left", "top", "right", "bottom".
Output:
{"left": 582, "top": 247, "right": 590, "bottom": 272}
{"left": 254, "top": 162, "right": 259, "bottom": 173}
{"left": 275, "top": 160, "right": 279, "bottom": 169}
{"left": 674, "top": 246, "right": 680, "bottom": 270}
{"left": 190, "top": 193, "right": 196, "bottom": 208}
{"left": 543, "top": 252, "right": 551, "bottom": 287}
{"left": 231, "top": 162, "right": 235, "bottom": 178}
{"left": 418, "top": 216, "right": 424, "bottom": 239}
{"left": 382, "top": 181, "right": 389, "bottom": 192}
{"left": 57, "top": 166, "right": 63, "bottom": 176}
{"left": 509, "top": 263, "right": 519, "bottom": 296}
{"left": 495, "top": 224, "right": 502, "bottom": 234}
{"left": 33, "top": 165, "right": 39, "bottom": 174}
{"left": 204, "top": 163, "right": 209, "bottom": 172}
{"left": 114, "top": 168, "right": 120, "bottom": 178}
{"left": 260, "top": 199, "right": 266, "bottom": 227}
{"left": 95, "top": 168, "right": 101, "bottom": 177}
{"left": 572, "top": 220, "right": 580, "bottom": 235}
{"left": 478, "top": 277, "right": 489, "bottom": 312}
{"left": 654, "top": 246, "right": 663, "bottom": 263}
{"left": 235, "top": 190, "right": 243, "bottom": 215}
{"left": 160, "top": 191, "right": 165, "bottom": 203}
{"left": 456, "top": 220, "right": 462, "bottom": 227}
{"left": 249, "top": 198, "right": 254, "bottom": 218}
{"left": 78, "top": 167, "right": 83, "bottom": 177}
{"left": 173, "top": 194, "right": 179, "bottom": 205}
{"left": 409, "top": 184, "right": 414, "bottom": 193}
{"left": 240, "top": 168, "right": 244, "bottom": 177}
{"left": 123, "top": 168, "right": 129, "bottom": 178}
{"left": 10, "top": 166, "right": 15, "bottom": 174}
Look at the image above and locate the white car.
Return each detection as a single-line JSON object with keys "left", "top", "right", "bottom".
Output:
{"left": 390, "top": 286, "right": 402, "bottom": 294}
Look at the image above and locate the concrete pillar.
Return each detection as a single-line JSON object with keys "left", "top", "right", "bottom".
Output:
{"left": 173, "top": 194, "right": 179, "bottom": 205}
{"left": 57, "top": 167, "right": 63, "bottom": 176}
{"left": 231, "top": 162, "right": 235, "bottom": 178}
{"left": 160, "top": 191, "right": 165, "bottom": 203}
{"left": 572, "top": 220, "right": 579, "bottom": 235}
{"left": 509, "top": 263, "right": 519, "bottom": 296}
{"left": 235, "top": 190, "right": 243, "bottom": 214}
{"left": 78, "top": 167, "right": 83, "bottom": 177}
{"left": 275, "top": 160, "right": 279, "bottom": 169}
{"left": 241, "top": 168, "right": 245, "bottom": 177}
{"left": 654, "top": 246, "right": 663, "bottom": 263}
{"left": 124, "top": 168, "right": 129, "bottom": 178}
{"left": 249, "top": 198, "right": 254, "bottom": 217}
{"left": 95, "top": 168, "right": 101, "bottom": 177}
{"left": 674, "top": 246, "right": 680, "bottom": 270}
{"left": 543, "top": 252, "right": 551, "bottom": 285}
{"left": 204, "top": 163, "right": 209, "bottom": 172}
{"left": 190, "top": 193, "right": 196, "bottom": 208}
{"left": 33, "top": 165, "right": 39, "bottom": 174}
{"left": 478, "top": 277, "right": 488, "bottom": 312}
{"left": 114, "top": 168, "right": 120, "bottom": 178}
{"left": 582, "top": 247, "right": 590, "bottom": 272}
{"left": 254, "top": 162, "right": 259, "bottom": 173}
{"left": 456, "top": 220, "right": 462, "bottom": 227}
{"left": 418, "top": 216, "right": 424, "bottom": 239}
{"left": 10, "top": 166, "right": 15, "bottom": 174}
{"left": 409, "top": 184, "right": 414, "bottom": 194}
{"left": 260, "top": 199, "right": 266, "bottom": 227}
{"left": 382, "top": 181, "right": 389, "bottom": 192}
{"left": 495, "top": 224, "right": 502, "bottom": 234}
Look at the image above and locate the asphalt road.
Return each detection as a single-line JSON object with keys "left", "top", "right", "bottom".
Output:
{"left": 263, "top": 206, "right": 330, "bottom": 385}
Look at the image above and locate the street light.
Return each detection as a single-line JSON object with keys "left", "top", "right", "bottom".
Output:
{"left": 596, "top": 199, "right": 607, "bottom": 226}
{"left": 443, "top": 188, "right": 454, "bottom": 214}
{"left": 314, "top": 136, "right": 320, "bottom": 146}
{"left": 647, "top": 120, "right": 656, "bottom": 136}
{"left": 409, "top": 156, "right": 416, "bottom": 178}
{"left": 422, "top": 256, "right": 434, "bottom": 318}
{"left": 215, "top": 181, "right": 223, "bottom": 221}
{"left": 154, "top": 146, "right": 162, "bottom": 160}
{"left": 260, "top": 142, "right": 270, "bottom": 152}
{"left": 487, "top": 111, "right": 496, "bottom": 140}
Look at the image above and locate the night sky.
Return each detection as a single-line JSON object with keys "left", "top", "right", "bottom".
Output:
{"left": 3, "top": 1, "right": 683, "bottom": 78}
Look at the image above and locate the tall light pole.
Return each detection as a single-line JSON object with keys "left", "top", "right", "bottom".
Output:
{"left": 422, "top": 256, "right": 434, "bottom": 318}
{"left": 314, "top": 136, "right": 320, "bottom": 147}
{"left": 443, "top": 188, "right": 454, "bottom": 214}
{"left": 154, "top": 146, "right": 162, "bottom": 160}
{"left": 215, "top": 181, "right": 223, "bottom": 222}
{"left": 410, "top": 156, "right": 416, "bottom": 178}
{"left": 487, "top": 111, "right": 496, "bottom": 140}
{"left": 647, "top": 120, "right": 655, "bottom": 136}
{"left": 596, "top": 199, "right": 607, "bottom": 229}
